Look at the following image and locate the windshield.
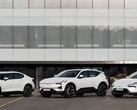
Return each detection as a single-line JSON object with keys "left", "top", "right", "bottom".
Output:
{"left": 127, "top": 71, "right": 137, "bottom": 79}
{"left": 58, "top": 70, "right": 80, "bottom": 78}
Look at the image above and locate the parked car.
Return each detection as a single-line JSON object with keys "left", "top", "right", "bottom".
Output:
{"left": 112, "top": 71, "right": 137, "bottom": 97}
{"left": 0, "top": 71, "right": 35, "bottom": 97}
{"left": 39, "top": 69, "right": 108, "bottom": 98}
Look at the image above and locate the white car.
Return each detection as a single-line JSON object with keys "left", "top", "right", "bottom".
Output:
{"left": 39, "top": 69, "right": 108, "bottom": 98}
{"left": 0, "top": 71, "right": 35, "bottom": 97}
{"left": 112, "top": 71, "right": 137, "bottom": 97}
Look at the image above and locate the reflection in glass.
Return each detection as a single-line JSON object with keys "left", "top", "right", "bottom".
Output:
{"left": 14, "top": 0, "right": 28, "bottom": 8}
{"left": 125, "top": 0, "right": 137, "bottom": 9}
{"left": 77, "top": 0, "right": 92, "bottom": 9}
{"left": 125, "top": 26, "right": 137, "bottom": 48}
{"left": 61, "top": 0, "right": 76, "bottom": 8}
{"left": 45, "top": 27, "right": 61, "bottom": 48}
{"left": 13, "top": 27, "right": 28, "bottom": 48}
{"left": 93, "top": 0, "right": 108, "bottom": 9}
{"left": 62, "top": 26, "right": 76, "bottom": 48}
{"left": 109, "top": 0, "right": 124, "bottom": 9}
{"left": 46, "top": 0, "right": 60, "bottom": 8}
{"left": 109, "top": 26, "right": 124, "bottom": 48}
{"left": 29, "top": 27, "right": 44, "bottom": 48}
{"left": 93, "top": 26, "right": 108, "bottom": 48}
{"left": 0, "top": 27, "right": 12, "bottom": 48}
{"left": 30, "top": 0, "right": 44, "bottom": 8}
{"left": 77, "top": 26, "right": 92, "bottom": 48}
{"left": 0, "top": 0, "right": 12, "bottom": 8}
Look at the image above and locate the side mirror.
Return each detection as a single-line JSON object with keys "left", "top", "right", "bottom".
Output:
{"left": 4, "top": 77, "right": 8, "bottom": 81}
{"left": 78, "top": 75, "right": 84, "bottom": 79}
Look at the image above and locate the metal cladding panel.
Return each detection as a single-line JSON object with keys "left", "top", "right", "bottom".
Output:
{"left": 77, "top": 49, "right": 92, "bottom": 61}
{"left": 29, "top": 49, "right": 45, "bottom": 61}
{"left": 0, "top": 49, "right": 13, "bottom": 61}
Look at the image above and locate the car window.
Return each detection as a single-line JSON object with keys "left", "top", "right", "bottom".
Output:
{"left": 13, "top": 73, "right": 24, "bottom": 79}
{"left": 131, "top": 74, "right": 137, "bottom": 79}
{"left": 0, "top": 74, "right": 4, "bottom": 80}
{"left": 3, "top": 73, "right": 13, "bottom": 80}
{"left": 88, "top": 71, "right": 100, "bottom": 77}
{"left": 79, "top": 71, "right": 88, "bottom": 78}
{"left": 59, "top": 70, "right": 80, "bottom": 77}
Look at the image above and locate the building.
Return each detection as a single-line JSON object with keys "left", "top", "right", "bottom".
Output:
{"left": 0, "top": 0, "right": 137, "bottom": 87}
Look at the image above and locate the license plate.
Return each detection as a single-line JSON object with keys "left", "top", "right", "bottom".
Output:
{"left": 116, "top": 88, "right": 123, "bottom": 91}
{"left": 43, "top": 89, "right": 50, "bottom": 91}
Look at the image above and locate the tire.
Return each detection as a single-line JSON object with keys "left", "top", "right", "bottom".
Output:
{"left": 97, "top": 83, "right": 107, "bottom": 96}
{"left": 76, "top": 93, "right": 84, "bottom": 97}
{"left": 113, "top": 94, "right": 123, "bottom": 98}
{"left": 40, "top": 90, "right": 52, "bottom": 97}
{"left": 64, "top": 84, "right": 76, "bottom": 98}
{"left": 23, "top": 85, "right": 32, "bottom": 97}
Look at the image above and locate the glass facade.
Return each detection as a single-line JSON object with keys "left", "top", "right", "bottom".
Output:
{"left": 0, "top": 0, "right": 137, "bottom": 49}
{"left": 0, "top": 0, "right": 137, "bottom": 9}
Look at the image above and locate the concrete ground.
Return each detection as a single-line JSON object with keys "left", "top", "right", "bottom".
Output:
{"left": 0, "top": 89, "right": 137, "bottom": 110}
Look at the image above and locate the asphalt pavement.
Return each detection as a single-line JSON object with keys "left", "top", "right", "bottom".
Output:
{"left": 0, "top": 89, "right": 137, "bottom": 110}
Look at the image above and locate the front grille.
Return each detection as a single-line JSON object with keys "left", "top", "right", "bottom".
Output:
{"left": 112, "top": 88, "right": 129, "bottom": 94}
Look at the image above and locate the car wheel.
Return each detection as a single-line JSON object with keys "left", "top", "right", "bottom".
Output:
{"left": 76, "top": 93, "right": 84, "bottom": 97}
{"left": 97, "top": 83, "right": 107, "bottom": 96}
{"left": 40, "top": 90, "right": 52, "bottom": 97}
{"left": 113, "top": 94, "right": 123, "bottom": 98}
{"left": 23, "top": 85, "right": 32, "bottom": 97}
{"left": 64, "top": 84, "right": 76, "bottom": 98}
{"left": 3, "top": 94, "right": 10, "bottom": 97}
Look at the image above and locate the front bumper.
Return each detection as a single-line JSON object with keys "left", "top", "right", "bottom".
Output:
{"left": 39, "top": 83, "right": 64, "bottom": 92}
{"left": 112, "top": 87, "right": 137, "bottom": 95}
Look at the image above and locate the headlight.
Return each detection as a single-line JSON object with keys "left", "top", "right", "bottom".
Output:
{"left": 127, "top": 84, "right": 136, "bottom": 88}
{"left": 55, "top": 80, "right": 67, "bottom": 85}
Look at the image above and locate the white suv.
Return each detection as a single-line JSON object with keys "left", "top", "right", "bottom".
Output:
{"left": 39, "top": 69, "right": 108, "bottom": 98}
{"left": 0, "top": 71, "right": 35, "bottom": 97}
{"left": 112, "top": 71, "right": 137, "bottom": 97}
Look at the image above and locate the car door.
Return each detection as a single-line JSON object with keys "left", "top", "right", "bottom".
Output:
{"left": 12, "top": 73, "right": 24, "bottom": 91}
{"left": 1, "top": 73, "right": 15, "bottom": 92}
{"left": 76, "top": 71, "right": 91, "bottom": 90}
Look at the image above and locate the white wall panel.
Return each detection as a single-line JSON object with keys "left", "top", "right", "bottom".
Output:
{"left": 109, "top": 18, "right": 124, "bottom": 26}
{"left": 125, "top": 49, "right": 137, "bottom": 61}
{"left": 61, "top": 18, "right": 76, "bottom": 26}
{"left": 61, "top": 9, "right": 76, "bottom": 18}
{"left": 29, "top": 49, "right": 44, "bottom": 61}
{"left": 0, "top": 49, "right": 13, "bottom": 61}
{"left": 29, "top": 9, "right": 44, "bottom": 17}
{"left": 0, "top": 9, "right": 12, "bottom": 17}
{"left": 93, "top": 49, "right": 109, "bottom": 61}
{"left": 13, "top": 18, "right": 28, "bottom": 26}
{"left": 93, "top": 18, "right": 108, "bottom": 26}
{"left": 61, "top": 49, "right": 76, "bottom": 61}
{"left": 0, "top": 18, "right": 12, "bottom": 26}
{"left": 93, "top": 9, "right": 108, "bottom": 17}
{"left": 77, "top": 9, "right": 92, "bottom": 17}
{"left": 45, "top": 18, "right": 60, "bottom": 26}
{"left": 29, "top": 18, "right": 44, "bottom": 26}
{"left": 13, "top": 9, "right": 28, "bottom": 17}
{"left": 77, "top": 49, "right": 92, "bottom": 61}
{"left": 125, "top": 9, "right": 137, "bottom": 17}
{"left": 109, "top": 49, "right": 124, "bottom": 61}
{"left": 109, "top": 9, "right": 124, "bottom": 17}
{"left": 45, "top": 9, "right": 60, "bottom": 17}
{"left": 77, "top": 18, "right": 92, "bottom": 26}
{"left": 45, "top": 49, "right": 61, "bottom": 61}
{"left": 13, "top": 49, "right": 29, "bottom": 61}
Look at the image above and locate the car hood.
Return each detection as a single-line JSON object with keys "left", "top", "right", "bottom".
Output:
{"left": 39, "top": 77, "right": 73, "bottom": 84}
{"left": 113, "top": 78, "right": 137, "bottom": 86}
